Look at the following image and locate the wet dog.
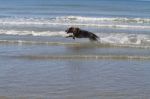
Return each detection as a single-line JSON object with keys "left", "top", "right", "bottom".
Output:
{"left": 65, "top": 27, "right": 99, "bottom": 41}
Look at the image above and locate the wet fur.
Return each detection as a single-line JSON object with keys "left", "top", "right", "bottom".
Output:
{"left": 65, "top": 27, "right": 99, "bottom": 41}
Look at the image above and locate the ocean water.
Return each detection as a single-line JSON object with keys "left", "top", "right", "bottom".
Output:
{"left": 0, "top": 0, "right": 150, "bottom": 98}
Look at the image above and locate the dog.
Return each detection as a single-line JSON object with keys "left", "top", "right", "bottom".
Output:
{"left": 65, "top": 27, "right": 99, "bottom": 41}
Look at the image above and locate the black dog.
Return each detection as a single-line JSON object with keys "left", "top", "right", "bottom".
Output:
{"left": 65, "top": 27, "right": 99, "bottom": 41}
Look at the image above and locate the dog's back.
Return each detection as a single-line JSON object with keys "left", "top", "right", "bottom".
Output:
{"left": 89, "top": 32, "right": 99, "bottom": 41}
{"left": 77, "top": 29, "right": 99, "bottom": 41}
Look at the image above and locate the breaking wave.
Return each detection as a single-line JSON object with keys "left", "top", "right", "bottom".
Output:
{"left": 0, "top": 29, "right": 68, "bottom": 37}
{"left": 0, "top": 16, "right": 150, "bottom": 29}
{"left": 57, "top": 16, "right": 150, "bottom": 23}
{"left": 0, "top": 29, "right": 150, "bottom": 47}
{"left": 0, "top": 16, "right": 150, "bottom": 48}
{"left": 0, "top": 38, "right": 150, "bottom": 49}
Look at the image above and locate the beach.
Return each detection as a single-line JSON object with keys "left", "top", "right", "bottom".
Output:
{"left": 0, "top": 0, "right": 150, "bottom": 98}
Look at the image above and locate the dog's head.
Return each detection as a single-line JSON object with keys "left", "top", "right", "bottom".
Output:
{"left": 65, "top": 27, "right": 80, "bottom": 34}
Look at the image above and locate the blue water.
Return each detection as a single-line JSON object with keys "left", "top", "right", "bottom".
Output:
{"left": 1, "top": 0, "right": 150, "bottom": 17}
{"left": 0, "top": 0, "right": 150, "bottom": 43}
{"left": 0, "top": 0, "right": 150, "bottom": 98}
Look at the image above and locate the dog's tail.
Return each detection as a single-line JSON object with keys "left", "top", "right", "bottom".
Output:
{"left": 89, "top": 33, "right": 99, "bottom": 41}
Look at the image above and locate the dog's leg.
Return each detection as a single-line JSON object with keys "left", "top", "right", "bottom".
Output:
{"left": 73, "top": 36, "right": 75, "bottom": 40}
{"left": 66, "top": 35, "right": 73, "bottom": 38}
{"left": 66, "top": 35, "right": 76, "bottom": 40}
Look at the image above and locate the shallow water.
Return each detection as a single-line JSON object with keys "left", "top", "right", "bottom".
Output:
{"left": 0, "top": 36, "right": 150, "bottom": 98}
{"left": 0, "top": 46, "right": 150, "bottom": 99}
{"left": 0, "top": 0, "right": 150, "bottom": 98}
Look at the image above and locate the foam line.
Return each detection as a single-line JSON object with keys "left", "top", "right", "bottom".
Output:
{"left": 0, "top": 40, "right": 150, "bottom": 49}
{"left": 10, "top": 55, "right": 150, "bottom": 60}
{"left": 0, "top": 29, "right": 150, "bottom": 46}
{"left": 0, "top": 16, "right": 150, "bottom": 29}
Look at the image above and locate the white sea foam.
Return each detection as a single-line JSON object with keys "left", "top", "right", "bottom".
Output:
{"left": 0, "top": 29, "right": 68, "bottom": 37}
{"left": 6, "top": 54, "right": 150, "bottom": 60}
{"left": 0, "top": 29, "right": 150, "bottom": 46}
{"left": 57, "top": 16, "right": 150, "bottom": 23}
{"left": 0, "top": 16, "right": 150, "bottom": 29}
{"left": 99, "top": 33, "right": 150, "bottom": 45}
{"left": 0, "top": 16, "right": 150, "bottom": 47}
{"left": 1, "top": 16, "right": 150, "bottom": 23}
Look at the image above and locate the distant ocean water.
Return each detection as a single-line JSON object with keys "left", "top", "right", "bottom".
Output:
{"left": 1, "top": 0, "right": 150, "bottom": 99}
{"left": 0, "top": 0, "right": 150, "bottom": 47}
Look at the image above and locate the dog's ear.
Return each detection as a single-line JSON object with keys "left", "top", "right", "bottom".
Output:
{"left": 73, "top": 27, "right": 80, "bottom": 33}
{"left": 66, "top": 27, "right": 74, "bottom": 33}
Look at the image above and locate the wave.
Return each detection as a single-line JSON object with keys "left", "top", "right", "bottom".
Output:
{"left": 0, "top": 39, "right": 150, "bottom": 49}
{"left": 0, "top": 40, "right": 81, "bottom": 46}
{"left": 4, "top": 16, "right": 150, "bottom": 23}
{"left": 0, "top": 29, "right": 150, "bottom": 46}
{"left": 57, "top": 16, "right": 150, "bottom": 23}
{"left": 0, "top": 16, "right": 150, "bottom": 29}
{"left": 1, "top": 29, "right": 150, "bottom": 45}
{"left": 99, "top": 33, "right": 150, "bottom": 45}
{"left": 0, "top": 30, "right": 68, "bottom": 37}
{"left": 7, "top": 54, "right": 150, "bottom": 60}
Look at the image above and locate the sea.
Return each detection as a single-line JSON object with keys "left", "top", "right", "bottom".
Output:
{"left": 0, "top": 0, "right": 150, "bottom": 98}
